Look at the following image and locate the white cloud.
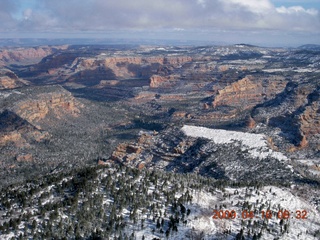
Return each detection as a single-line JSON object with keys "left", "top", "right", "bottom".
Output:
{"left": 225, "top": 0, "right": 273, "bottom": 13}
{"left": 197, "top": 0, "right": 206, "bottom": 8}
{"left": 23, "top": 9, "right": 33, "bottom": 20}
{"left": 276, "top": 6, "right": 318, "bottom": 15}
{"left": 0, "top": 0, "right": 318, "bottom": 45}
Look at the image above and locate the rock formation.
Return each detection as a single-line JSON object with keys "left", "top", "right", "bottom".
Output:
{"left": 65, "top": 56, "right": 193, "bottom": 85}
{"left": 0, "top": 46, "right": 68, "bottom": 66}
{"left": 150, "top": 75, "right": 177, "bottom": 88}
{"left": 7, "top": 85, "right": 82, "bottom": 125}
{"left": 298, "top": 100, "right": 320, "bottom": 137}
{"left": 252, "top": 80, "right": 319, "bottom": 148}
{"left": 212, "top": 75, "right": 288, "bottom": 109}
{"left": 246, "top": 116, "right": 256, "bottom": 129}
{"left": 0, "top": 110, "right": 49, "bottom": 148}
{"left": 0, "top": 69, "right": 29, "bottom": 90}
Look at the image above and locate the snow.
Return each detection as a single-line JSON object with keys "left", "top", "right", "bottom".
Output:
{"left": 0, "top": 92, "right": 11, "bottom": 98}
{"left": 1, "top": 165, "right": 318, "bottom": 240}
{"left": 2, "top": 232, "right": 15, "bottom": 240}
{"left": 296, "top": 159, "right": 320, "bottom": 176}
{"left": 263, "top": 68, "right": 320, "bottom": 73}
{"left": 224, "top": 186, "right": 320, "bottom": 240}
{"left": 181, "top": 125, "right": 288, "bottom": 161}
{"left": 12, "top": 90, "right": 23, "bottom": 95}
{"left": 0, "top": 90, "right": 23, "bottom": 99}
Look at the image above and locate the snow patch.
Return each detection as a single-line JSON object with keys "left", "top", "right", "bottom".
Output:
{"left": 181, "top": 125, "right": 288, "bottom": 161}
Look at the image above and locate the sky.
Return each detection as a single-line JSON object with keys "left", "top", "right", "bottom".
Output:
{"left": 0, "top": 0, "right": 319, "bottom": 47}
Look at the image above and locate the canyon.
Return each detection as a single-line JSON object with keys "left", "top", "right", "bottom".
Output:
{"left": 0, "top": 43, "right": 319, "bottom": 240}
{"left": 0, "top": 43, "right": 318, "bottom": 183}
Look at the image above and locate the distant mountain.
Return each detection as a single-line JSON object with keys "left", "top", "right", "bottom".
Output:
{"left": 234, "top": 43, "right": 260, "bottom": 48}
{"left": 298, "top": 44, "right": 320, "bottom": 50}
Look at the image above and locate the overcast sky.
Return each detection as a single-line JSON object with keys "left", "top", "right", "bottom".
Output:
{"left": 0, "top": 0, "right": 319, "bottom": 46}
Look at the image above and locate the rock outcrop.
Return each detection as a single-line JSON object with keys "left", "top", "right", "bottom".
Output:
{"left": 69, "top": 56, "right": 192, "bottom": 83}
{"left": 212, "top": 75, "right": 288, "bottom": 109}
{"left": 150, "top": 75, "right": 177, "bottom": 88}
{"left": 0, "top": 85, "right": 82, "bottom": 127}
{"left": 298, "top": 100, "right": 320, "bottom": 137}
{"left": 0, "top": 110, "right": 49, "bottom": 148}
{"left": 246, "top": 116, "right": 256, "bottom": 129}
{"left": 0, "top": 69, "right": 29, "bottom": 90}
{"left": 252, "top": 81, "right": 320, "bottom": 148}
{"left": 7, "top": 85, "right": 82, "bottom": 125}
{"left": 0, "top": 46, "right": 68, "bottom": 66}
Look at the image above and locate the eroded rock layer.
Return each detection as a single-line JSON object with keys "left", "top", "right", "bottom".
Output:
{"left": 0, "top": 69, "right": 29, "bottom": 90}
{"left": 1, "top": 86, "right": 80, "bottom": 120}
{"left": 212, "top": 75, "right": 288, "bottom": 109}
{"left": 0, "top": 46, "right": 68, "bottom": 66}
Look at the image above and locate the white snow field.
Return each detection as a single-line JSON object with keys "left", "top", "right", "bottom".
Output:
{"left": 181, "top": 125, "right": 288, "bottom": 161}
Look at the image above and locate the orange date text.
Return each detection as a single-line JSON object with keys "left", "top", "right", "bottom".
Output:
{"left": 212, "top": 209, "right": 308, "bottom": 220}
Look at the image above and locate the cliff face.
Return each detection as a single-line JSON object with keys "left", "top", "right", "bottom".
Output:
{"left": 10, "top": 86, "right": 82, "bottom": 125}
{"left": 0, "top": 85, "right": 83, "bottom": 164}
{"left": 149, "top": 75, "right": 177, "bottom": 88}
{"left": 299, "top": 101, "right": 320, "bottom": 136}
{"left": 212, "top": 75, "right": 288, "bottom": 109}
{"left": 252, "top": 81, "right": 320, "bottom": 147}
{"left": 68, "top": 56, "right": 193, "bottom": 83}
{"left": 0, "top": 69, "right": 29, "bottom": 90}
{"left": 0, "top": 110, "right": 49, "bottom": 150}
{"left": 296, "top": 89, "right": 320, "bottom": 148}
{"left": 0, "top": 85, "right": 82, "bottom": 128}
{"left": 0, "top": 46, "right": 68, "bottom": 66}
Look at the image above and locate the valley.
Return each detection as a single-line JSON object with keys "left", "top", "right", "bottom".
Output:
{"left": 0, "top": 43, "right": 319, "bottom": 239}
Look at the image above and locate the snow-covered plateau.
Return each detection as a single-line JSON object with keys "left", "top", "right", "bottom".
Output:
{"left": 181, "top": 125, "right": 288, "bottom": 161}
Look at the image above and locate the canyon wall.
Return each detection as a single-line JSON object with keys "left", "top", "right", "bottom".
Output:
{"left": 212, "top": 75, "right": 288, "bottom": 109}
{"left": 11, "top": 86, "right": 82, "bottom": 125}
{"left": 0, "top": 46, "right": 68, "bottom": 66}
{"left": 0, "top": 69, "right": 29, "bottom": 90}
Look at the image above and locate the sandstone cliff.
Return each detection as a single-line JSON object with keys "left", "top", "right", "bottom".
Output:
{"left": 149, "top": 75, "right": 177, "bottom": 88}
{"left": 252, "top": 80, "right": 320, "bottom": 148}
{"left": 0, "top": 110, "right": 49, "bottom": 149}
{"left": 0, "top": 85, "right": 82, "bottom": 128}
{"left": 0, "top": 46, "right": 68, "bottom": 66}
{"left": 0, "top": 85, "right": 83, "bottom": 164}
{"left": 69, "top": 56, "right": 192, "bottom": 83}
{"left": 212, "top": 75, "right": 288, "bottom": 109}
{"left": 0, "top": 69, "right": 29, "bottom": 90}
{"left": 296, "top": 89, "right": 320, "bottom": 148}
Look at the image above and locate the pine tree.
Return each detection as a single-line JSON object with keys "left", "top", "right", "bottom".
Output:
{"left": 156, "top": 218, "right": 161, "bottom": 229}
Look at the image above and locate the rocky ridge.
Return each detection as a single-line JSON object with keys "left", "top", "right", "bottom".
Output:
{"left": 0, "top": 46, "right": 68, "bottom": 66}
{"left": 0, "top": 69, "right": 29, "bottom": 90}
{"left": 212, "top": 75, "right": 288, "bottom": 109}
{"left": 0, "top": 85, "right": 84, "bottom": 173}
{"left": 0, "top": 44, "right": 319, "bottom": 185}
{"left": 0, "top": 85, "right": 82, "bottom": 126}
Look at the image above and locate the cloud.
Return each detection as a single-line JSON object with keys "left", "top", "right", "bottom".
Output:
{"left": 0, "top": 0, "right": 319, "bottom": 39}
{"left": 225, "top": 0, "right": 274, "bottom": 14}
{"left": 23, "top": 9, "right": 33, "bottom": 20}
{"left": 276, "top": 6, "right": 318, "bottom": 15}
{"left": 0, "top": 0, "right": 18, "bottom": 29}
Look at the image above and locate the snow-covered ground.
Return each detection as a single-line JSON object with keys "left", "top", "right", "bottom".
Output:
{"left": 297, "top": 159, "right": 320, "bottom": 176}
{"left": 133, "top": 186, "right": 320, "bottom": 240}
{"left": 263, "top": 68, "right": 320, "bottom": 73}
{"left": 181, "top": 125, "right": 288, "bottom": 161}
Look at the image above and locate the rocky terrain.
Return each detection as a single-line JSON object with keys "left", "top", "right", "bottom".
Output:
{"left": 0, "top": 69, "right": 29, "bottom": 90}
{"left": 0, "top": 43, "right": 319, "bottom": 181}
{"left": 0, "top": 46, "right": 68, "bottom": 66}
{"left": 0, "top": 43, "right": 319, "bottom": 239}
{"left": 0, "top": 163, "right": 319, "bottom": 240}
